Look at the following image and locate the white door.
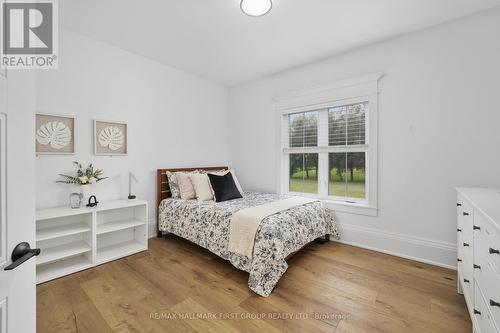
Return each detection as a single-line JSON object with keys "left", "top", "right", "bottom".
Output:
{"left": 0, "top": 69, "right": 37, "bottom": 333}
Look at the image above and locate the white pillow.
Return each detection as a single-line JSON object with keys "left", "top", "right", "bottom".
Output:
{"left": 190, "top": 173, "right": 214, "bottom": 201}
{"left": 208, "top": 169, "right": 243, "bottom": 195}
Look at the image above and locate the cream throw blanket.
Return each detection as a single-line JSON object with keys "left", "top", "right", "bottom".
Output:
{"left": 228, "top": 197, "right": 318, "bottom": 258}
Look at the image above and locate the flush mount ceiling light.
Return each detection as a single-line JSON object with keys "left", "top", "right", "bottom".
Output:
{"left": 240, "top": 0, "right": 272, "bottom": 17}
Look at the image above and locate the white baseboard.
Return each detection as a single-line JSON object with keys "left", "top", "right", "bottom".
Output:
{"left": 334, "top": 223, "right": 457, "bottom": 270}
{"left": 147, "top": 217, "right": 457, "bottom": 270}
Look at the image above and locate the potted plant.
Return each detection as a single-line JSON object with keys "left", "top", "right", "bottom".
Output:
{"left": 57, "top": 162, "right": 108, "bottom": 207}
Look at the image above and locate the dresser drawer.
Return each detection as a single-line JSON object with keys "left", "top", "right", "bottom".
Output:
{"left": 459, "top": 222, "right": 474, "bottom": 298}
{"left": 475, "top": 256, "right": 500, "bottom": 330}
{"left": 475, "top": 213, "right": 500, "bottom": 276}
{"left": 459, "top": 234, "right": 473, "bottom": 267}
{"left": 459, "top": 223, "right": 473, "bottom": 249}
{"left": 457, "top": 232, "right": 466, "bottom": 263}
{"left": 474, "top": 281, "right": 498, "bottom": 333}
{"left": 457, "top": 195, "right": 474, "bottom": 228}
{"left": 457, "top": 195, "right": 474, "bottom": 245}
{"left": 459, "top": 252, "right": 474, "bottom": 298}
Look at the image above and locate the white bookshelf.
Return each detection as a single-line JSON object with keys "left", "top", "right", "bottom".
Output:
{"left": 36, "top": 199, "right": 148, "bottom": 284}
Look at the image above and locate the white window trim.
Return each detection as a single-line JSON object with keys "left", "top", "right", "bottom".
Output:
{"left": 274, "top": 73, "right": 383, "bottom": 216}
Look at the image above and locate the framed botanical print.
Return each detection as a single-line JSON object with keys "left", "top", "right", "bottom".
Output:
{"left": 94, "top": 120, "right": 128, "bottom": 155}
{"left": 35, "top": 113, "right": 75, "bottom": 154}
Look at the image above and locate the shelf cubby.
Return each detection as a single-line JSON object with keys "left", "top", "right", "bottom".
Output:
{"left": 36, "top": 213, "right": 92, "bottom": 242}
{"left": 36, "top": 255, "right": 92, "bottom": 284}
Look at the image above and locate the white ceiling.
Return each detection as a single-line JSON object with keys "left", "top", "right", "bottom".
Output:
{"left": 61, "top": 0, "right": 500, "bottom": 87}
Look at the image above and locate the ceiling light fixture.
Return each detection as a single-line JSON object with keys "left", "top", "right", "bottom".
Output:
{"left": 240, "top": 0, "right": 272, "bottom": 17}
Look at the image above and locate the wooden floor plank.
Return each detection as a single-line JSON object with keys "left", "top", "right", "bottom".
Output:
{"left": 37, "top": 270, "right": 114, "bottom": 333}
{"left": 37, "top": 235, "right": 471, "bottom": 333}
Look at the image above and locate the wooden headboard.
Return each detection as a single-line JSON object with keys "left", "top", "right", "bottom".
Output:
{"left": 156, "top": 166, "right": 228, "bottom": 237}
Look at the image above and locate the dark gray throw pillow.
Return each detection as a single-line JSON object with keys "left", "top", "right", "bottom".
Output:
{"left": 207, "top": 172, "right": 243, "bottom": 202}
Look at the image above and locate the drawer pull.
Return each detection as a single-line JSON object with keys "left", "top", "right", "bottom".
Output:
{"left": 489, "top": 248, "right": 500, "bottom": 255}
{"left": 463, "top": 243, "right": 470, "bottom": 247}
{"left": 463, "top": 212, "right": 470, "bottom": 216}
{"left": 457, "top": 203, "right": 462, "bottom": 207}
{"left": 463, "top": 278, "right": 470, "bottom": 283}
{"left": 457, "top": 258, "right": 462, "bottom": 262}
{"left": 490, "top": 300, "right": 500, "bottom": 307}
{"left": 474, "top": 264, "right": 481, "bottom": 269}
{"left": 457, "top": 228, "right": 462, "bottom": 232}
{"left": 474, "top": 309, "right": 481, "bottom": 315}
{"left": 473, "top": 225, "right": 480, "bottom": 231}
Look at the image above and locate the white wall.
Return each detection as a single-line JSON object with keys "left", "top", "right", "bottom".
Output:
{"left": 228, "top": 8, "right": 500, "bottom": 268}
{"left": 36, "top": 29, "right": 229, "bottom": 234}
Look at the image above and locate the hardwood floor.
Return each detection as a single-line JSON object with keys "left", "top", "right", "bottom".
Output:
{"left": 37, "top": 235, "right": 471, "bottom": 332}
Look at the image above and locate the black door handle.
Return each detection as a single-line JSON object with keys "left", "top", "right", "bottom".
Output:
{"left": 463, "top": 212, "right": 469, "bottom": 216}
{"left": 490, "top": 300, "right": 500, "bottom": 307}
{"left": 4, "top": 242, "right": 40, "bottom": 271}
{"left": 490, "top": 248, "right": 500, "bottom": 255}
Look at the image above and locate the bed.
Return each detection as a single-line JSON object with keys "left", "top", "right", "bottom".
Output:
{"left": 156, "top": 167, "right": 339, "bottom": 296}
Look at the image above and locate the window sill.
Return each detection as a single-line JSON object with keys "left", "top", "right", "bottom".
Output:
{"left": 287, "top": 192, "right": 378, "bottom": 216}
{"left": 322, "top": 200, "right": 378, "bottom": 217}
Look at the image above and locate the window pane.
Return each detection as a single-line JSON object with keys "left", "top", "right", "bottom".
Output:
{"left": 346, "top": 152, "right": 366, "bottom": 198}
{"left": 289, "top": 153, "right": 318, "bottom": 194}
{"left": 329, "top": 102, "right": 367, "bottom": 146}
{"left": 328, "top": 153, "right": 347, "bottom": 197}
{"left": 289, "top": 111, "right": 318, "bottom": 147}
{"left": 329, "top": 152, "right": 366, "bottom": 199}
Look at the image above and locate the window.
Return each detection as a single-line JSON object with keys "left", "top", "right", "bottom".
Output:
{"left": 329, "top": 152, "right": 365, "bottom": 199}
{"left": 329, "top": 103, "right": 366, "bottom": 146}
{"left": 277, "top": 74, "right": 381, "bottom": 215}
{"left": 289, "top": 111, "right": 318, "bottom": 147}
{"left": 289, "top": 153, "right": 318, "bottom": 194}
{"left": 328, "top": 102, "right": 367, "bottom": 200}
{"left": 288, "top": 111, "right": 319, "bottom": 194}
{"left": 284, "top": 103, "right": 368, "bottom": 202}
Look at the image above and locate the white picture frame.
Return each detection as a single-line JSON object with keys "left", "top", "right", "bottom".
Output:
{"left": 35, "top": 113, "right": 76, "bottom": 155}
{"left": 94, "top": 119, "right": 128, "bottom": 156}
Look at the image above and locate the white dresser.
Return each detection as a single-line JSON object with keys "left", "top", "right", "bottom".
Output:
{"left": 457, "top": 188, "right": 500, "bottom": 333}
{"left": 36, "top": 199, "right": 148, "bottom": 284}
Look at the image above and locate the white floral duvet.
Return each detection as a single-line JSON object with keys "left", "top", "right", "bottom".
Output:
{"left": 158, "top": 192, "right": 339, "bottom": 297}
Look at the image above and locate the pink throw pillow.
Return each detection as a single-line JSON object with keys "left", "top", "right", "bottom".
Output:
{"left": 176, "top": 172, "right": 196, "bottom": 200}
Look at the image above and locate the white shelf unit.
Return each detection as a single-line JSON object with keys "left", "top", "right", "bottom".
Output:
{"left": 36, "top": 199, "right": 148, "bottom": 284}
